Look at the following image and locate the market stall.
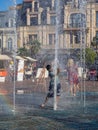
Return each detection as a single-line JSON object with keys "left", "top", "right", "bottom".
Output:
{"left": 23, "top": 56, "right": 37, "bottom": 79}
{"left": 0, "top": 55, "right": 11, "bottom": 82}
{"left": 12, "top": 55, "right": 27, "bottom": 81}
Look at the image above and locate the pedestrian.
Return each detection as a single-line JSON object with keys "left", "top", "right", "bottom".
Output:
{"left": 41, "top": 64, "right": 61, "bottom": 108}
{"left": 67, "top": 58, "right": 79, "bottom": 96}
{"left": 25, "top": 66, "right": 32, "bottom": 80}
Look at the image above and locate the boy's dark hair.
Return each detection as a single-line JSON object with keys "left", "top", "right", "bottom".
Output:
{"left": 46, "top": 64, "right": 51, "bottom": 71}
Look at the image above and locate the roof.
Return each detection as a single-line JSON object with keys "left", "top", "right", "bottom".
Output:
{"left": 23, "top": 0, "right": 33, "bottom": 2}
{"left": 0, "top": 55, "right": 11, "bottom": 60}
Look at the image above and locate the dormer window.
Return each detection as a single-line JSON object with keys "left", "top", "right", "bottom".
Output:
{"left": 8, "top": 38, "right": 13, "bottom": 51}
{"left": 9, "top": 18, "right": 14, "bottom": 27}
{"left": 50, "top": 16, "right": 56, "bottom": 25}
{"left": 73, "top": 0, "right": 80, "bottom": 8}
{"left": 34, "top": 2, "right": 38, "bottom": 12}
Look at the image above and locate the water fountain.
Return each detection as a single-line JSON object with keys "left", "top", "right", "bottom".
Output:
{"left": 0, "top": 0, "right": 98, "bottom": 129}
{"left": 12, "top": 0, "right": 17, "bottom": 113}
{"left": 53, "top": 0, "right": 87, "bottom": 110}
{"left": 1, "top": 0, "right": 88, "bottom": 113}
{"left": 54, "top": 0, "right": 60, "bottom": 110}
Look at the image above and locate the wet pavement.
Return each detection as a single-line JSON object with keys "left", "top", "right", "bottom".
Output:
{"left": 0, "top": 80, "right": 98, "bottom": 129}
{"left": 0, "top": 91, "right": 97, "bottom": 129}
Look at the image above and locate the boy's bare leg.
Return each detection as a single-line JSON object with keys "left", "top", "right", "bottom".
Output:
{"left": 73, "top": 84, "right": 76, "bottom": 96}
{"left": 70, "top": 85, "right": 74, "bottom": 95}
{"left": 56, "top": 96, "right": 60, "bottom": 107}
{"left": 73, "top": 84, "right": 79, "bottom": 96}
{"left": 41, "top": 96, "right": 49, "bottom": 107}
{"left": 76, "top": 84, "right": 79, "bottom": 91}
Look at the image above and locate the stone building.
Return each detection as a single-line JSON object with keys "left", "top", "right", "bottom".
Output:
{"left": 0, "top": 0, "right": 98, "bottom": 55}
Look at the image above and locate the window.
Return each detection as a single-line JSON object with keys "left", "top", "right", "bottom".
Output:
{"left": 73, "top": 0, "right": 81, "bottom": 8}
{"left": 29, "top": 35, "right": 32, "bottom": 41}
{"left": 9, "top": 19, "right": 14, "bottom": 27}
{"left": 53, "top": 0, "right": 56, "bottom": 10}
{"left": 70, "top": 13, "right": 86, "bottom": 28}
{"left": 96, "top": 12, "right": 98, "bottom": 27}
{"left": 29, "top": 34, "right": 37, "bottom": 41}
{"left": 34, "top": 2, "right": 38, "bottom": 12}
{"left": 70, "top": 31, "right": 80, "bottom": 44}
{"left": 74, "top": 32, "right": 81, "bottom": 44}
{"left": 8, "top": 38, "right": 12, "bottom": 51}
{"left": 0, "top": 39, "right": 1, "bottom": 48}
{"left": 50, "top": 16, "right": 56, "bottom": 25}
{"left": 30, "top": 17, "right": 38, "bottom": 25}
{"left": 41, "top": 10, "right": 47, "bottom": 25}
{"left": 96, "top": 31, "right": 98, "bottom": 37}
{"left": 32, "top": 34, "right": 37, "bottom": 40}
{"left": 70, "top": 31, "right": 73, "bottom": 44}
{"left": 49, "top": 34, "right": 55, "bottom": 45}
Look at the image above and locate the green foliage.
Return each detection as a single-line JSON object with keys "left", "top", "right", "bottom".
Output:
{"left": 17, "top": 40, "right": 41, "bottom": 57}
{"left": 17, "top": 47, "right": 29, "bottom": 56}
{"left": 27, "top": 40, "right": 41, "bottom": 57}
{"left": 85, "top": 48, "right": 97, "bottom": 65}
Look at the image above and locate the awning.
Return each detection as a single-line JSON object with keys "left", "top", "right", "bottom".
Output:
{"left": 12, "top": 56, "right": 27, "bottom": 61}
{"left": 16, "top": 56, "right": 27, "bottom": 61}
{"left": 24, "top": 56, "right": 37, "bottom": 62}
{"left": 0, "top": 55, "right": 12, "bottom": 60}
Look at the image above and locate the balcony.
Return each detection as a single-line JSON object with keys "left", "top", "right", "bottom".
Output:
{"left": 63, "top": 24, "right": 88, "bottom": 31}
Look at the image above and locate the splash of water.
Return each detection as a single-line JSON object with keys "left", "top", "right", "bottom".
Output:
{"left": 12, "top": 0, "right": 17, "bottom": 113}
{"left": 54, "top": 0, "right": 61, "bottom": 110}
{"left": 70, "top": 0, "right": 87, "bottom": 107}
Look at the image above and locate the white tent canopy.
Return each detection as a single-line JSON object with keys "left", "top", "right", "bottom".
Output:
{"left": 24, "top": 56, "right": 37, "bottom": 62}
{"left": 16, "top": 56, "right": 27, "bottom": 61}
{"left": 12, "top": 56, "right": 27, "bottom": 61}
{"left": 0, "top": 55, "right": 12, "bottom": 60}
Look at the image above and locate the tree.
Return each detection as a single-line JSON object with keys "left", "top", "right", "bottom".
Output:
{"left": 17, "top": 47, "right": 29, "bottom": 56}
{"left": 85, "top": 48, "right": 97, "bottom": 66}
{"left": 26, "top": 40, "right": 41, "bottom": 57}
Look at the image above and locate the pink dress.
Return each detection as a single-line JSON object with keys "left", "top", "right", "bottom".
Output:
{"left": 67, "top": 65, "right": 79, "bottom": 85}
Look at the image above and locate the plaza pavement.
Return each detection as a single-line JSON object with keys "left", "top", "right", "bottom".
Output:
{"left": 0, "top": 79, "right": 98, "bottom": 129}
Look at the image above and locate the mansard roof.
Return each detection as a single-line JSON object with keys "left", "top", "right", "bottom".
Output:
{"left": 23, "top": 0, "right": 33, "bottom": 2}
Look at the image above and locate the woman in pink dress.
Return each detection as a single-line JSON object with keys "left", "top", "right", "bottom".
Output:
{"left": 67, "top": 59, "right": 79, "bottom": 96}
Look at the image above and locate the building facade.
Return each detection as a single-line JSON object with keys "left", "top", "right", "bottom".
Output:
{"left": 0, "top": 0, "right": 98, "bottom": 54}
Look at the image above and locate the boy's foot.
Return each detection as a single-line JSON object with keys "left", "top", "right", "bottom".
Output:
{"left": 40, "top": 104, "right": 45, "bottom": 108}
{"left": 73, "top": 93, "right": 76, "bottom": 96}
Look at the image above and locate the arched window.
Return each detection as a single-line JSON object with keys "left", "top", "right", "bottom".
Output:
{"left": 70, "top": 13, "right": 86, "bottom": 28}
{"left": 8, "top": 38, "right": 13, "bottom": 51}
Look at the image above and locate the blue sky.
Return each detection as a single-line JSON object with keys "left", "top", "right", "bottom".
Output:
{"left": 0, "top": 0, "right": 23, "bottom": 11}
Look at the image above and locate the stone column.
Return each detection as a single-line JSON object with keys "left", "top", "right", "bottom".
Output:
{"left": 27, "top": 8, "right": 30, "bottom": 26}
{"left": 32, "top": 1, "right": 34, "bottom": 12}
{"left": 47, "top": 7, "right": 50, "bottom": 24}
